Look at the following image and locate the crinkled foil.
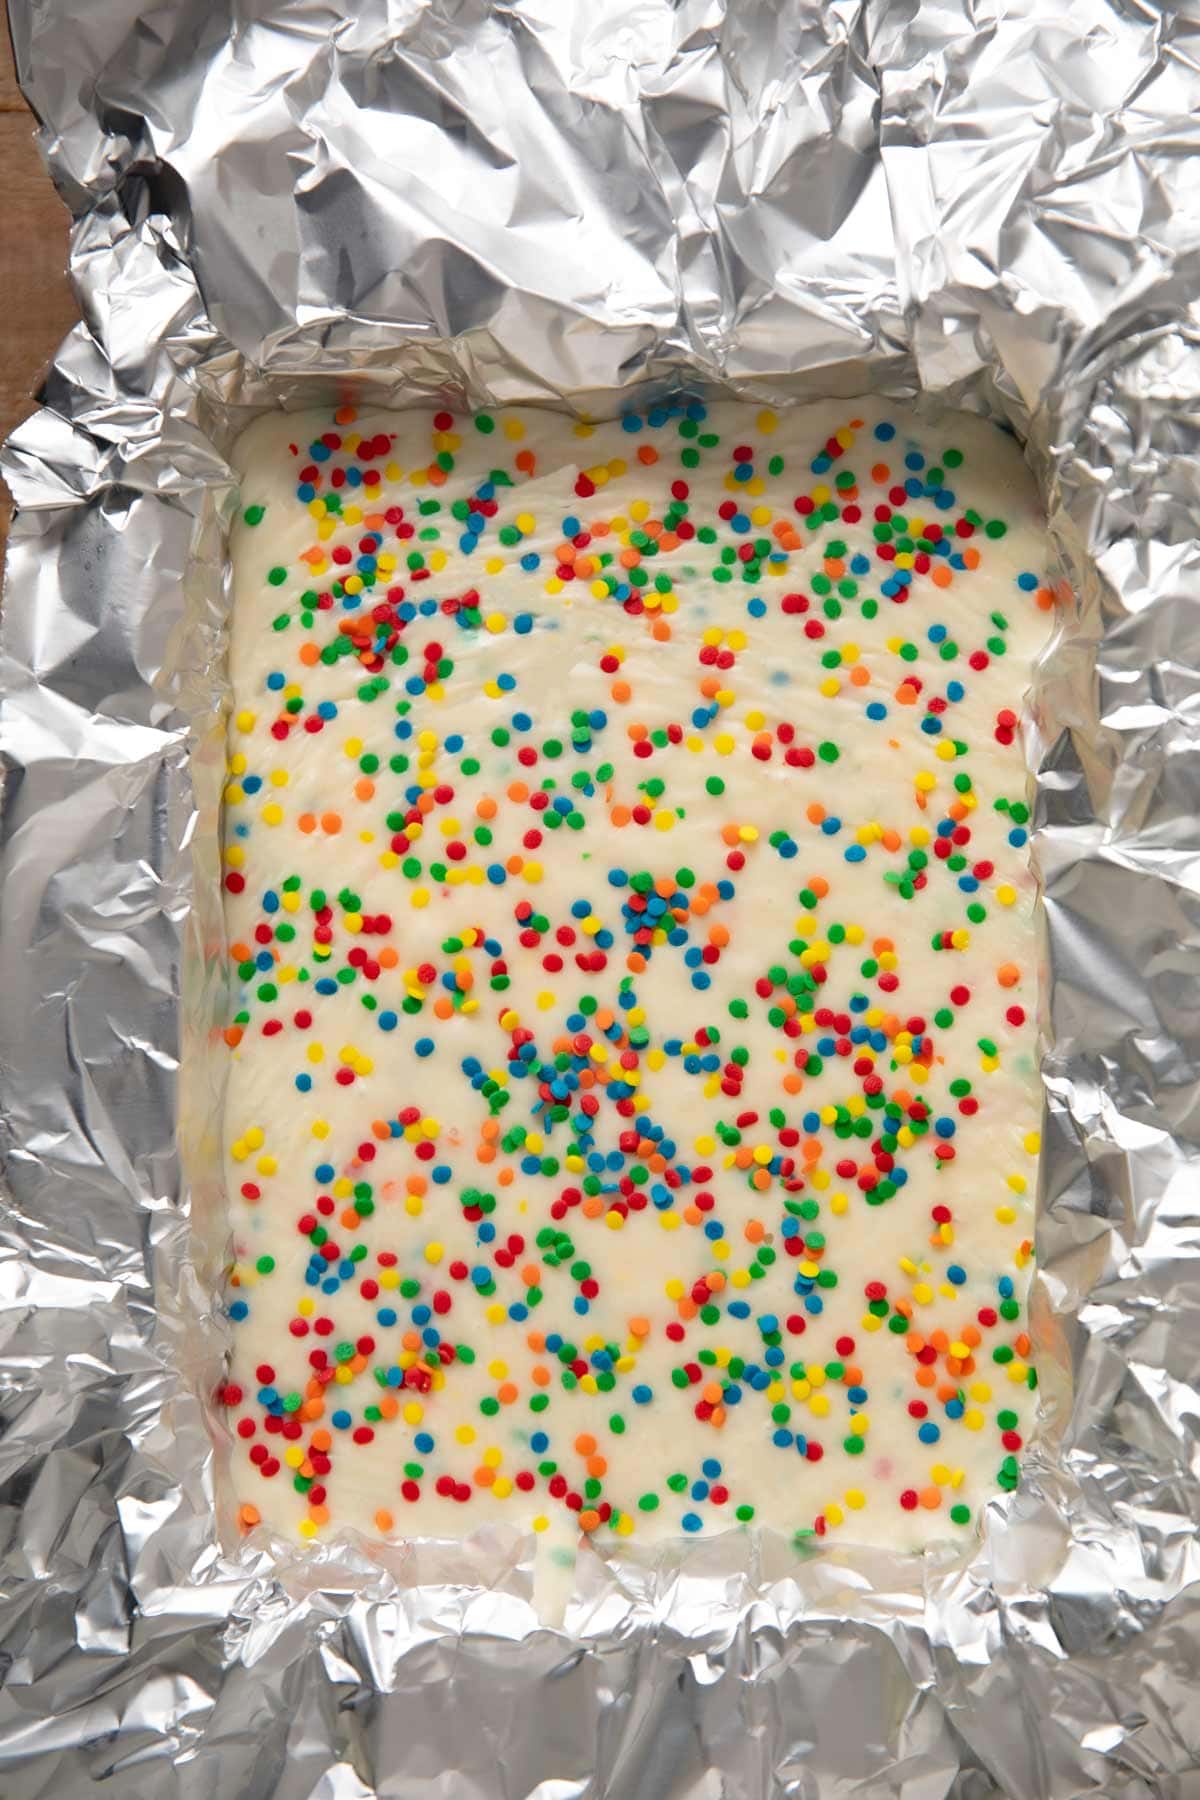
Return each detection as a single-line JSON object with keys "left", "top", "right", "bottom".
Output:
{"left": 3, "top": 1, "right": 1199, "bottom": 1793}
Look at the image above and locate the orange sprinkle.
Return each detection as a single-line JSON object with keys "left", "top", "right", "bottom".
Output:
{"left": 515, "top": 449, "right": 535, "bottom": 474}
{"left": 579, "top": 1509, "right": 600, "bottom": 1531}
{"left": 497, "top": 1382, "right": 518, "bottom": 1405}
{"left": 611, "top": 680, "right": 632, "bottom": 703}
{"left": 299, "top": 642, "right": 320, "bottom": 666}
{"left": 320, "top": 811, "right": 342, "bottom": 835}
{"left": 919, "top": 1486, "right": 943, "bottom": 1510}
{"left": 298, "top": 813, "right": 316, "bottom": 834}
{"left": 997, "top": 962, "right": 1020, "bottom": 987}
{"left": 375, "top": 1508, "right": 394, "bottom": 1532}
{"left": 849, "top": 665, "right": 870, "bottom": 686}
{"left": 574, "top": 1433, "right": 597, "bottom": 1456}
{"left": 238, "top": 1503, "right": 261, "bottom": 1530}
{"left": 636, "top": 445, "right": 658, "bottom": 465}
{"left": 476, "top": 795, "right": 497, "bottom": 820}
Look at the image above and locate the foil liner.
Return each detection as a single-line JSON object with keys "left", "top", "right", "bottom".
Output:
{"left": 3, "top": 0, "right": 1200, "bottom": 1793}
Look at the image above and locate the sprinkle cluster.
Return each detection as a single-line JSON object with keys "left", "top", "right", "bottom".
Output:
{"left": 220, "top": 401, "right": 1053, "bottom": 1550}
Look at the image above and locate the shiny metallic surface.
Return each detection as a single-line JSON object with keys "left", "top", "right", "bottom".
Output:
{"left": 3, "top": 0, "right": 1199, "bottom": 1793}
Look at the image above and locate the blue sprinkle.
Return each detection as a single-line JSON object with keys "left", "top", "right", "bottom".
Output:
{"left": 874, "top": 421, "right": 895, "bottom": 441}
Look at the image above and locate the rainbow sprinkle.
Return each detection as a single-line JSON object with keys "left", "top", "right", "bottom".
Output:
{"left": 219, "top": 400, "right": 1055, "bottom": 1550}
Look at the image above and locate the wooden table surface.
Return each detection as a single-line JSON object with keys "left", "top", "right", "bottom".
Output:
{"left": 0, "top": 29, "right": 79, "bottom": 555}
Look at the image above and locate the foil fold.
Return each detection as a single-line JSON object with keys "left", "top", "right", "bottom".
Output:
{"left": 4, "top": 0, "right": 1200, "bottom": 1793}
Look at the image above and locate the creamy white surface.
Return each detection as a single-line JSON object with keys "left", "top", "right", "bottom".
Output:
{"left": 220, "top": 399, "right": 1050, "bottom": 1557}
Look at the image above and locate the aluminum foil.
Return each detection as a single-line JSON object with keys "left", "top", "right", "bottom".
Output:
{"left": 3, "top": 0, "right": 1200, "bottom": 1794}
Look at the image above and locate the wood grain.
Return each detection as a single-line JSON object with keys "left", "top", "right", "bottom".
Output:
{"left": 0, "top": 30, "right": 79, "bottom": 555}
